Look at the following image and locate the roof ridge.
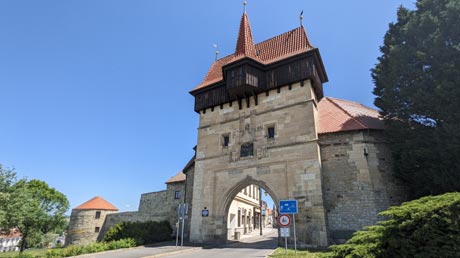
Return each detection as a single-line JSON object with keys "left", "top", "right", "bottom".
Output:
{"left": 255, "top": 26, "right": 306, "bottom": 47}
{"left": 326, "top": 97, "right": 368, "bottom": 129}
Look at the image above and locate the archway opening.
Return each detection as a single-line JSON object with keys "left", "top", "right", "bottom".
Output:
{"left": 225, "top": 183, "right": 278, "bottom": 242}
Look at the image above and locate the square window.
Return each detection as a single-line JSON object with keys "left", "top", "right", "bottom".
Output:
{"left": 240, "top": 142, "right": 254, "bottom": 157}
{"left": 95, "top": 211, "right": 101, "bottom": 219}
{"left": 95, "top": 227, "right": 100, "bottom": 233}
{"left": 175, "top": 191, "right": 181, "bottom": 199}
{"left": 223, "top": 135, "right": 230, "bottom": 147}
{"left": 267, "top": 126, "right": 275, "bottom": 139}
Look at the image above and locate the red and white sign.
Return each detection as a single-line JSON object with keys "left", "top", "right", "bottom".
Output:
{"left": 278, "top": 214, "right": 291, "bottom": 227}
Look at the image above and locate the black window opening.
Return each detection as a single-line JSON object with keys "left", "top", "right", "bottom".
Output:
{"left": 223, "top": 135, "right": 230, "bottom": 147}
{"left": 267, "top": 126, "right": 275, "bottom": 139}
{"left": 95, "top": 211, "right": 101, "bottom": 219}
{"left": 175, "top": 191, "right": 181, "bottom": 199}
{"left": 240, "top": 142, "right": 254, "bottom": 157}
{"left": 95, "top": 227, "right": 100, "bottom": 233}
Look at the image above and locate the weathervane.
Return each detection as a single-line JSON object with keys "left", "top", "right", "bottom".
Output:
{"left": 300, "top": 10, "right": 304, "bottom": 27}
{"left": 213, "top": 43, "right": 219, "bottom": 61}
{"left": 243, "top": 0, "right": 247, "bottom": 14}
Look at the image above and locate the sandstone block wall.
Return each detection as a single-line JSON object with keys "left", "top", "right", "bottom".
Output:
{"left": 99, "top": 183, "right": 186, "bottom": 241}
{"left": 66, "top": 209, "right": 117, "bottom": 246}
{"left": 190, "top": 80, "right": 329, "bottom": 247}
{"left": 320, "top": 130, "right": 406, "bottom": 243}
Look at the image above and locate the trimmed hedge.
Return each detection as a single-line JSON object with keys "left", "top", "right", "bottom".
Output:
{"left": 324, "top": 192, "right": 460, "bottom": 258}
{"left": 103, "top": 220, "right": 172, "bottom": 245}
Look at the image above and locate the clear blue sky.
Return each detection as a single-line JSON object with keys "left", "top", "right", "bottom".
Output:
{"left": 0, "top": 0, "right": 414, "bottom": 213}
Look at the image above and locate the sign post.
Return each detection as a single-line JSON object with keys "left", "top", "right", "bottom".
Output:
{"left": 279, "top": 200, "right": 298, "bottom": 254}
{"left": 176, "top": 203, "right": 188, "bottom": 247}
{"left": 278, "top": 214, "right": 291, "bottom": 254}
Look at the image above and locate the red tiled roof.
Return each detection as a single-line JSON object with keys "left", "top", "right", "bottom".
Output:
{"left": 165, "top": 171, "right": 186, "bottom": 184}
{"left": 193, "top": 13, "right": 314, "bottom": 91}
{"left": 235, "top": 13, "right": 257, "bottom": 59}
{"left": 74, "top": 196, "right": 118, "bottom": 211}
{"left": 318, "top": 97, "right": 384, "bottom": 134}
{"left": 0, "top": 228, "right": 21, "bottom": 239}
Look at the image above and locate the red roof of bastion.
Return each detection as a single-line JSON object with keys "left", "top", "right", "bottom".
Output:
{"left": 165, "top": 171, "right": 186, "bottom": 184}
{"left": 318, "top": 97, "right": 384, "bottom": 134}
{"left": 74, "top": 196, "right": 118, "bottom": 211}
{"left": 193, "top": 13, "right": 314, "bottom": 91}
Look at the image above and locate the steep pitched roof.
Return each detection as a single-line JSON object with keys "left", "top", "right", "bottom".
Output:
{"left": 193, "top": 17, "right": 314, "bottom": 91}
{"left": 235, "top": 13, "right": 257, "bottom": 58}
{"left": 318, "top": 97, "right": 384, "bottom": 134}
{"left": 74, "top": 196, "right": 118, "bottom": 211}
{"left": 165, "top": 170, "right": 186, "bottom": 184}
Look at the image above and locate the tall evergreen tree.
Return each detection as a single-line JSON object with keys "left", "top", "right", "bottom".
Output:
{"left": 372, "top": 0, "right": 460, "bottom": 198}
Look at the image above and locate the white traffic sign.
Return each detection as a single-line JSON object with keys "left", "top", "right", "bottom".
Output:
{"left": 278, "top": 214, "right": 291, "bottom": 227}
{"left": 280, "top": 227, "right": 290, "bottom": 237}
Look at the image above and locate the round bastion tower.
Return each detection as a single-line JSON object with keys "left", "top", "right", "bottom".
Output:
{"left": 66, "top": 196, "right": 118, "bottom": 246}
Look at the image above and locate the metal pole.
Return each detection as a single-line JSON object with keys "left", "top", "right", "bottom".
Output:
{"left": 181, "top": 217, "right": 185, "bottom": 246}
{"left": 259, "top": 186, "right": 262, "bottom": 236}
{"left": 293, "top": 214, "right": 297, "bottom": 255}
{"left": 285, "top": 236, "right": 288, "bottom": 254}
{"left": 175, "top": 221, "right": 179, "bottom": 247}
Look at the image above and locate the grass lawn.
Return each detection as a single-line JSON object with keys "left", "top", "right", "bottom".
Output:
{"left": 268, "top": 247, "right": 330, "bottom": 258}
{"left": 0, "top": 248, "right": 47, "bottom": 258}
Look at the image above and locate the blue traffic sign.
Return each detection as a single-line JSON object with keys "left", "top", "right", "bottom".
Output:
{"left": 279, "top": 200, "right": 298, "bottom": 214}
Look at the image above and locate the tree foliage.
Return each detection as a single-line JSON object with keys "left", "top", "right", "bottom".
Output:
{"left": 372, "top": 0, "right": 460, "bottom": 198}
{"left": 0, "top": 164, "right": 69, "bottom": 252}
{"left": 325, "top": 192, "right": 460, "bottom": 258}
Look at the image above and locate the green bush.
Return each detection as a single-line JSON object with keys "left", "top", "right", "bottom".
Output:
{"left": 45, "top": 238, "right": 135, "bottom": 258}
{"left": 103, "top": 220, "right": 172, "bottom": 245}
{"left": 324, "top": 192, "right": 460, "bottom": 258}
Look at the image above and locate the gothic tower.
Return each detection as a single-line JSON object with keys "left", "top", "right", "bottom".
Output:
{"left": 189, "top": 10, "right": 329, "bottom": 247}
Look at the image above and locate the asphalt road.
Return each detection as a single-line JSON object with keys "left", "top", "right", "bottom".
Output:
{"left": 166, "top": 229, "right": 278, "bottom": 258}
{"left": 70, "top": 228, "right": 278, "bottom": 258}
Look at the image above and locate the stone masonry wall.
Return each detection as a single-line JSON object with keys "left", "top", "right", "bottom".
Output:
{"left": 99, "top": 182, "right": 186, "bottom": 241}
{"left": 183, "top": 165, "right": 194, "bottom": 240}
{"left": 66, "top": 209, "right": 117, "bottom": 246}
{"left": 319, "top": 130, "right": 406, "bottom": 244}
{"left": 190, "top": 80, "right": 329, "bottom": 247}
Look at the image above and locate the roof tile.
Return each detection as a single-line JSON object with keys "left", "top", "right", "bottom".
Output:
{"left": 318, "top": 97, "right": 384, "bottom": 134}
{"left": 193, "top": 16, "right": 314, "bottom": 91}
{"left": 165, "top": 171, "right": 186, "bottom": 184}
{"left": 74, "top": 196, "right": 118, "bottom": 211}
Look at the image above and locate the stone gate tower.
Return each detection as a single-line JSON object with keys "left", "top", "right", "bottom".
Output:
{"left": 189, "top": 11, "right": 329, "bottom": 246}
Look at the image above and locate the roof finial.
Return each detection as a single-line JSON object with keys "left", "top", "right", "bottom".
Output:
{"left": 300, "top": 10, "right": 304, "bottom": 27}
{"left": 243, "top": 0, "right": 247, "bottom": 14}
{"left": 213, "top": 43, "right": 219, "bottom": 61}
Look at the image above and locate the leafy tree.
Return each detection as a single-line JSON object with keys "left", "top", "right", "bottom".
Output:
{"left": 372, "top": 0, "right": 460, "bottom": 198}
{"left": 325, "top": 192, "right": 460, "bottom": 258}
{"left": 0, "top": 164, "right": 69, "bottom": 252}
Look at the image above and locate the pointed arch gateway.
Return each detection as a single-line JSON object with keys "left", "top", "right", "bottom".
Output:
{"left": 222, "top": 176, "right": 279, "bottom": 240}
